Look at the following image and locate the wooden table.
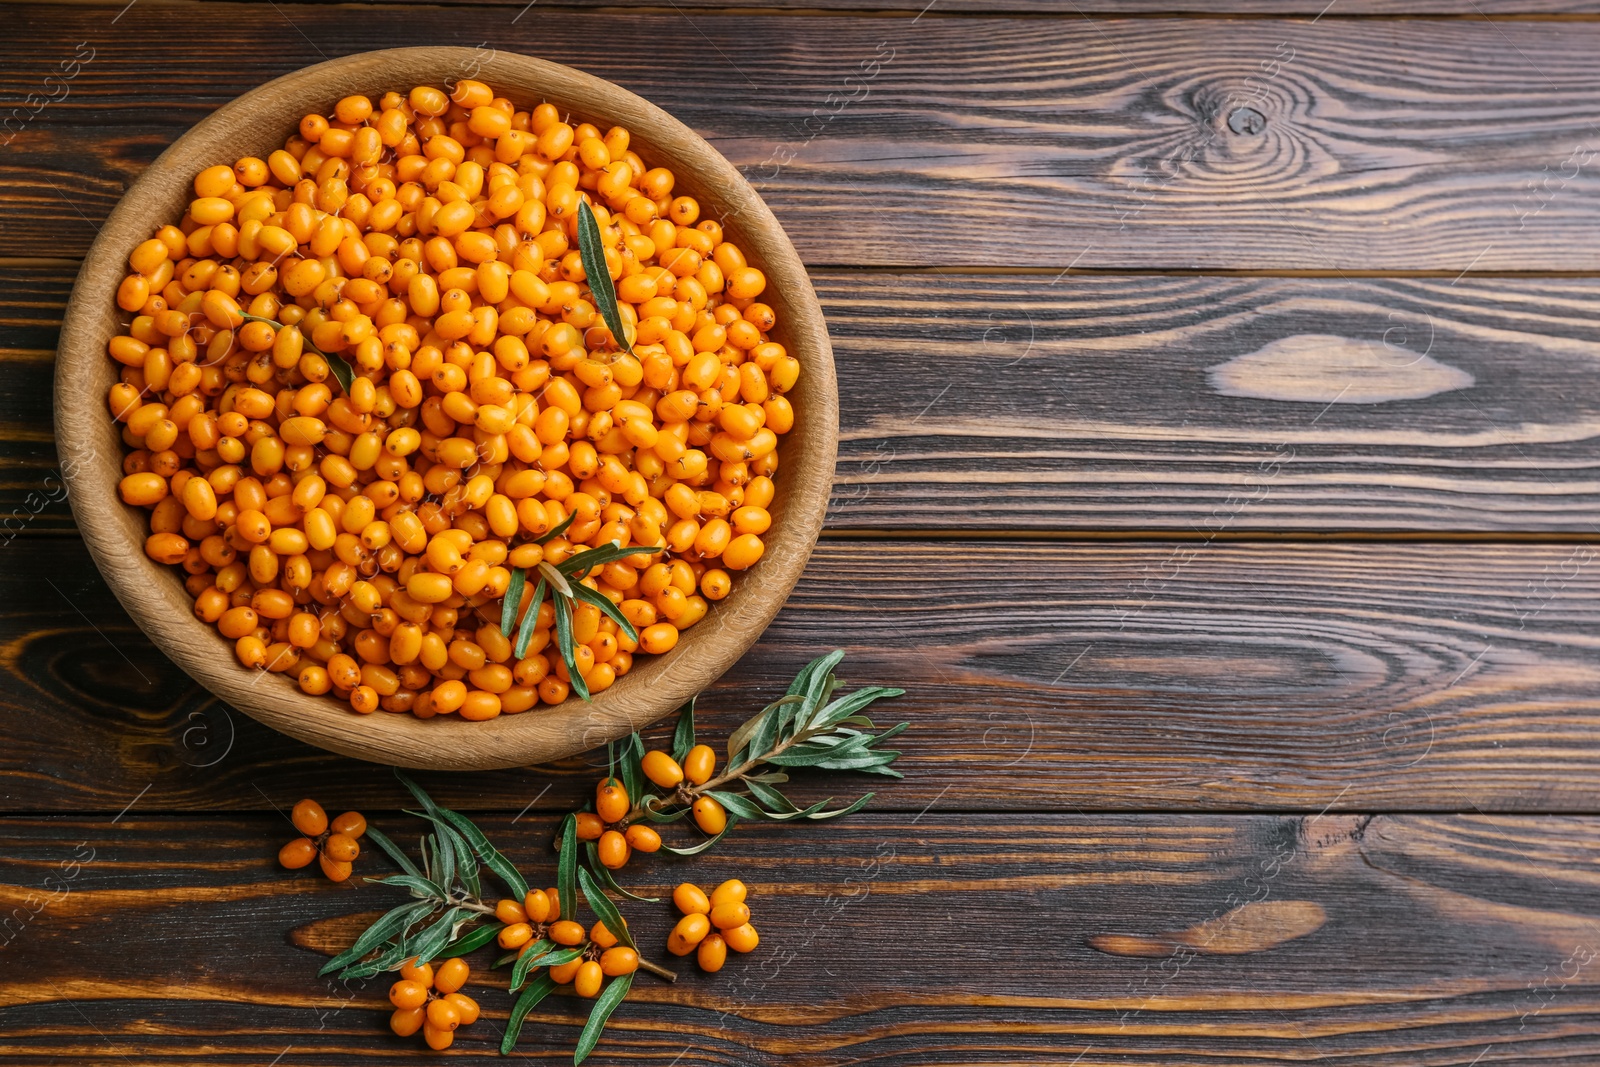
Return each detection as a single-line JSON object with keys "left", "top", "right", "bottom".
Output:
{"left": 6, "top": 2, "right": 1600, "bottom": 1063}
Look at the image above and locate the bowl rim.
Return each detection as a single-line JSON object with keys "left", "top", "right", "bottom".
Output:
{"left": 54, "top": 46, "right": 837, "bottom": 771}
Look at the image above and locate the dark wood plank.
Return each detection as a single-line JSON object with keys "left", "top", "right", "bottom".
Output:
{"left": 5, "top": 536, "right": 1600, "bottom": 814}
{"left": 15, "top": 262, "right": 1600, "bottom": 534}
{"left": 8, "top": 8, "right": 1600, "bottom": 268}
{"left": 4, "top": 811, "right": 1600, "bottom": 1065}
{"left": 136, "top": 0, "right": 1600, "bottom": 11}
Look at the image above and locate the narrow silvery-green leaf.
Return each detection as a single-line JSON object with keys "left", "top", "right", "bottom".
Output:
{"left": 501, "top": 972, "right": 557, "bottom": 1054}
{"left": 554, "top": 593, "right": 590, "bottom": 702}
{"left": 432, "top": 820, "right": 479, "bottom": 897}
{"left": 409, "top": 906, "right": 467, "bottom": 965}
{"left": 658, "top": 818, "right": 736, "bottom": 856}
{"left": 671, "top": 698, "right": 696, "bottom": 763}
{"left": 430, "top": 831, "right": 455, "bottom": 892}
{"left": 534, "top": 508, "right": 578, "bottom": 546}
{"left": 368, "top": 873, "right": 447, "bottom": 900}
{"left": 569, "top": 581, "right": 641, "bottom": 642}
{"left": 514, "top": 577, "right": 547, "bottom": 660}
{"left": 804, "top": 792, "right": 876, "bottom": 820}
{"left": 438, "top": 806, "right": 529, "bottom": 901}
{"left": 619, "top": 732, "right": 644, "bottom": 806}
{"left": 436, "top": 922, "right": 502, "bottom": 959}
{"left": 363, "top": 826, "right": 421, "bottom": 878}
{"left": 743, "top": 779, "right": 797, "bottom": 813}
{"left": 557, "top": 813, "right": 578, "bottom": 922}
{"left": 584, "top": 842, "right": 660, "bottom": 903}
{"left": 574, "top": 972, "right": 633, "bottom": 1065}
{"left": 501, "top": 566, "right": 526, "bottom": 638}
{"left": 578, "top": 866, "right": 636, "bottom": 949}
{"left": 509, "top": 937, "right": 554, "bottom": 992}
{"left": 319, "top": 898, "right": 433, "bottom": 976}
{"left": 576, "top": 199, "right": 632, "bottom": 354}
{"left": 810, "top": 687, "right": 906, "bottom": 732}
{"left": 327, "top": 353, "right": 356, "bottom": 394}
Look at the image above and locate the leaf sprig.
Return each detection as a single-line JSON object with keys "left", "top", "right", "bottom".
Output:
{"left": 607, "top": 652, "right": 907, "bottom": 855}
{"left": 576, "top": 199, "right": 632, "bottom": 355}
{"left": 499, "top": 510, "right": 662, "bottom": 701}
{"left": 237, "top": 310, "right": 357, "bottom": 393}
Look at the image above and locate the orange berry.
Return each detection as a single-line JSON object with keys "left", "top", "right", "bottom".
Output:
{"left": 724, "top": 922, "right": 760, "bottom": 954}
{"left": 597, "top": 829, "right": 630, "bottom": 869}
{"left": 426, "top": 998, "right": 461, "bottom": 1031}
{"left": 696, "top": 932, "right": 727, "bottom": 973}
{"left": 711, "top": 901, "right": 751, "bottom": 930}
{"left": 549, "top": 958, "right": 583, "bottom": 984}
{"left": 399, "top": 958, "right": 434, "bottom": 986}
{"left": 443, "top": 992, "right": 479, "bottom": 1025}
{"left": 682, "top": 744, "right": 716, "bottom": 784}
{"left": 549, "top": 919, "right": 586, "bottom": 946}
{"left": 278, "top": 837, "right": 316, "bottom": 869}
{"left": 330, "top": 811, "right": 367, "bottom": 837}
{"left": 523, "top": 888, "right": 552, "bottom": 924}
{"left": 600, "top": 946, "right": 639, "bottom": 977}
{"left": 434, "top": 957, "right": 469, "bottom": 995}
{"left": 641, "top": 750, "right": 684, "bottom": 788}
{"left": 574, "top": 812, "right": 605, "bottom": 840}
{"left": 574, "top": 959, "right": 604, "bottom": 998}
{"left": 291, "top": 798, "right": 327, "bottom": 836}
{"left": 671, "top": 912, "right": 711, "bottom": 949}
{"left": 422, "top": 1022, "right": 454, "bottom": 1050}
{"left": 624, "top": 824, "right": 661, "bottom": 852}
{"left": 672, "top": 883, "right": 710, "bottom": 915}
{"left": 498, "top": 922, "right": 533, "bottom": 950}
{"left": 710, "top": 879, "right": 747, "bottom": 906}
{"left": 390, "top": 1006, "right": 426, "bottom": 1036}
{"left": 496, "top": 898, "right": 528, "bottom": 925}
{"left": 590, "top": 919, "right": 620, "bottom": 949}
{"left": 595, "top": 778, "right": 630, "bottom": 823}
{"left": 389, "top": 979, "right": 429, "bottom": 1011}
{"left": 318, "top": 853, "right": 352, "bottom": 882}
{"left": 693, "top": 796, "right": 728, "bottom": 835}
{"left": 323, "top": 832, "right": 360, "bottom": 862}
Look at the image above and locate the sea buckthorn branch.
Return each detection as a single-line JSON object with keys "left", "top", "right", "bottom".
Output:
{"left": 564, "top": 652, "right": 907, "bottom": 866}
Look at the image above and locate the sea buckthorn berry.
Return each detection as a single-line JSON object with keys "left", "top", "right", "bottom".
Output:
{"left": 574, "top": 959, "right": 605, "bottom": 998}
{"left": 710, "top": 879, "right": 747, "bottom": 906}
{"left": 669, "top": 912, "right": 711, "bottom": 954}
{"left": 595, "top": 778, "right": 630, "bottom": 823}
{"left": 711, "top": 901, "right": 751, "bottom": 930}
{"left": 600, "top": 946, "right": 639, "bottom": 977}
{"left": 324, "top": 832, "right": 360, "bottom": 862}
{"left": 724, "top": 922, "right": 760, "bottom": 954}
{"left": 683, "top": 744, "right": 716, "bottom": 784}
{"left": 574, "top": 812, "right": 605, "bottom": 841}
{"left": 278, "top": 837, "right": 317, "bottom": 869}
{"left": 549, "top": 919, "right": 586, "bottom": 946}
{"left": 641, "top": 750, "right": 684, "bottom": 788}
{"left": 389, "top": 980, "right": 429, "bottom": 1011}
{"left": 673, "top": 882, "right": 710, "bottom": 915}
{"left": 597, "top": 829, "right": 630, "bottom": 869}
{"left": 330, "top": 811, "right": 367, "bottom": 837}
{"left": 422, "top": 1023, "right": 454, "bottom": 1050}
{"left": 426, "top": 998, "right": 461, "bottom": 1031}
{"left": 590, "top": 919, "right": 621, "bottom": 949}
{"left": 693, "top": 796, "right": 728, "bottom": 835}
{"left": 399, "top": 958, "right": 435, "bottom": 986}
{"left": 498, "top": 922, "right": 533, "bottom": 950}
{"left": 291, "top": 798, "right": 328, "bottom": 836}
{"left": 624, "top": 824, "right": 661, "bottom": 852}
{"left": 319, "top": 853, "right": 352, "bottom": 882}
{"left": 390, "top": 1007, "right": 425, "bottom": 1037}
{"left": 433, "top": 957, "right": 469, "bottom": 995}
{"left": 549, "top": 957, "right": 583, "bottom": 985}
{"left": 443, "top": 992, "right": 480, "bottom": 1025}
{"left": 496, "top": 898, "right": 528, "bottom": 925}
{"left": 523, "top": 888, "right": 551, "bottom": 924}
{"left": 697, "top": 932, "right": 728, "bottom": 972}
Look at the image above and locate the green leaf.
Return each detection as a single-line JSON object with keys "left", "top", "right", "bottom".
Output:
{"left": 742, "top": 779, "right": 798, "bottom": 813}
{"left": 635, "top": 796, "right": 692, "bottom": 824}
{"left": 557, "top": 813, "right": 578, "bottom": 922}
{"left": 554, "top": 593, "right": 591, "bottom": 702}
{"left": 810, "top": 687, "right": 907, "bottom": 732}
{"left": 584, "top": 842, "right": 661, "bottom": 903}
{"left": 560, "top": 542, "right": 661, "bottom": 575}
{"left": 618, "top": 732, "right": 644, "bottom": 808}
{"left": 569, "top": 581, "right": 640, "bottom": 643}
{"left": 804, "top": 792, "right": 876, "bottom": 820}
{"left": 319, "top": 898, "right": 434, "bottom": 976}
{"left": 534, "top": 508, "right": 579, "bottom": 546}
{"left": 369, "top": 873, "right": 447, "bottom": 900}
{"left": 765, "top": 734, "right": 877, "bottom": 767}
{"left": 658, "top": 817, "right": 736, "bottom": 856}
{"left": 439, "top": 807, "right": 530, "bottom": 901}
{"left": 436, "top": 922, "right": 503, "bottom": 959}
{"left": 395, "top": 770, "right": 442, "bottom": 817}
{"left": 791, "top": 651, "right": 846, "bottom": 731}
{"left": 574, "top": 972, "right": 633, "bottom": 1065}
{"left": 501, "top": 972, "right": 557, "bottom": 1054}
{"left": 363, "top": 826, "right": 421, "bottom": 878}
{"left": 501, "top": 566, "right": 526, "bottom": 638}
{"left": 409, "top": 905, "right": 468, "bottom": 966}
{"left": 326, "top": 351, "right": 356, "bottom": 393}
{"left": 513, "top": 944, "right": 582, "bottom": 992}
{"left": 703, "top": 790, "right": 771, "bottom": 820}
{"left": 727, "top": 696, "right": 796, "bottom": 767}
{"left": 576, "top": 199, "right": 631, "bottom": 355}
{"left": 578, "top": 867, "right": 636, "bottom": 950}
{"left": 670, "top": 698, "right": 696, "bottom": 763}
{"left": 865, "top": 721, "right": 910, "bottom": 747}
{"left": 509, "top": 937, "right": 553, "bottom": 992}
{"left": 433, "top": 820, "right": 480, "bottom": 898}
{"left": 430, "top": 831, "right": 455, "bottom": 892}
{"left": 514, "top": 577, "right": 548, "bottom": 660}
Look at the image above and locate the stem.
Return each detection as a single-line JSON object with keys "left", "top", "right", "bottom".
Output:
{"left": 636, "top": 957, "right": 676, "bottom": 983}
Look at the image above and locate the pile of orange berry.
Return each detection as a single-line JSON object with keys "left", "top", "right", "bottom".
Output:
{"left": 669, "top": 879, "right": 758, "bottom": 971}
{"left": 107, "top": 77, "right": 800, "bottom": 719}
{"left": 388, "top": 955, "right": 480, "bottom": 1050}
{"left": 494, "top": 889, "right": 640, "bottom": 997}
{"left": 277, "top": 798, "right": 365, "bottom": 880}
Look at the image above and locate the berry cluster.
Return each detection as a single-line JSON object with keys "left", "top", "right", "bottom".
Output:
{"left": 388, "top": 956, "right": 481, "bottom": 1050}
{"left": 668, "top": 879, "right": 758, "bottom": 971}
{"left": 574, "top": 743, "right": 724, "bottom": 870}
{"left": 495, "top": 887, "right": 641, "bottom": 997}
{"left": 277, "top": 798, "right": 366, "bottom": 880}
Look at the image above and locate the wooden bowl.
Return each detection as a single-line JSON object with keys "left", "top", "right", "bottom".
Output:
{"left": 55, "top": 47, "right": 837, "bottom": 771}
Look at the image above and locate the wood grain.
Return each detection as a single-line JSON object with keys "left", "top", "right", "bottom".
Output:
{"left": 8, "top": 9, "right": 1600, "bottom": 269}
{"left": 17, "top": 264, "right": 1600, "bottom": 534}
{"left": 5, "top": 536, "right": 1600, "bottom": 814}
{"left": 3, "top": 811, "right": 1600, "bottom": 1065}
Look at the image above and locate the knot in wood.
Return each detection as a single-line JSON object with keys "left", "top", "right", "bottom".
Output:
{"left": 1228, "top": 106, "right": 1266, "bottom": 135}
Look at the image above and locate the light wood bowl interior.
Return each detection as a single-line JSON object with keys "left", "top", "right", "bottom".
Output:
{"left": 54, "top": 47, "right": 837, "bottom": 771}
